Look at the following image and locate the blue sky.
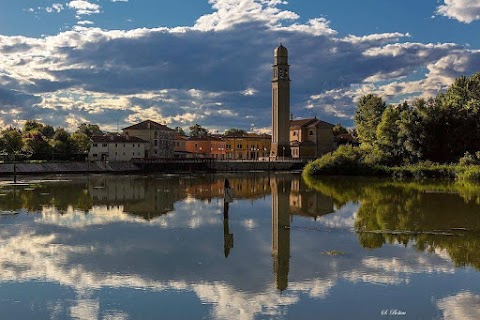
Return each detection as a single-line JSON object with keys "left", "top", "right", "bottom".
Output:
{"left": 0, "top": 0, "right": 479, "bottom": 132}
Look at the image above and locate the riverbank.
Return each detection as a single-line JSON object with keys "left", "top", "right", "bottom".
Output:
{"left": 303, "top": 158, "right": 480, "bottom": 183}
{"left": 0, "top": 162, "right": 141, "bottom": 176}
{"left": 0, "top": 159, "right": 307, "bottom": 176}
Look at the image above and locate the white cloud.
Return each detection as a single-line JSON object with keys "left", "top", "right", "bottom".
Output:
{"left": 67, "top": 0, "right": 101, "bottom": 16}
{"left": 46, "top": 4, "right": 65, "bottom": 13}
{"left": 77, "top": 20, "right": 94, "bottom": 26}
{"left": 437, "top": 0, "right": 480, "bottom": 23}
{"left": 194, "top": 0, "right": 300, "bottom": 31}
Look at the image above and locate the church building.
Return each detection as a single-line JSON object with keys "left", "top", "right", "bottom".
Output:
{"left": 270, "top": 44, "right": 335, "bottom": 160}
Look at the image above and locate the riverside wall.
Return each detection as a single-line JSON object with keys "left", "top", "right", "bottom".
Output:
{"left": 0, "top": 160, "right": 307, "bottom": 176}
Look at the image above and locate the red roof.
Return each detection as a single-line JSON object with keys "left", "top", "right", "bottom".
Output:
{"left": 187, "top": 135, "right": 223, "bottom": 142}
{"left": 290, "top": 118, "right": 334, "bottom": 129}
{"left": 122, "top": 120, "right": 175, "bottom": 132}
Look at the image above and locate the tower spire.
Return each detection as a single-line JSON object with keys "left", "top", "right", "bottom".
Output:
{"left": 270, "top": 45, "right": 291, "bottom": 159}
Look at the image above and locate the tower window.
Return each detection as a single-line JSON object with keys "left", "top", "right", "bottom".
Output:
{"left": 309, "top": 130, "right": 314, "bottom": 136}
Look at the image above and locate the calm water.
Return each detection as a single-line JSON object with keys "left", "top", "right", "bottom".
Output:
{"left": 0, "top": 173, "right": 479, "bottom": 319}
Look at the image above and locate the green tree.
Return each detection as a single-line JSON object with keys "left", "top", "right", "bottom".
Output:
{"left": 175, "top": 126, "right": 186, "bottom": 136}
{"left": 354, "top": 94, "right": 387, "bottom": 147}
{"left": 332, "top": 124, "right": 348, "bottom": 136}
{"left": 76, "top": 123, "right": 103, "bottom": 138}
{"left": 40, "top": 125, "right": 55, "bottom": 139}
{"left": 71, "top": 132, "right": 91, "bottom": 153}
{"left": 224, "top": 128, "right": 247, "bottom": 136}
{"left": 189, "top": 124, "right": 209, "bottom": 137}
{"left": 1, "top": 129, "right": 24, "bottom": 154}
{"left": 23, "top": 120, "right": 44, "bottom": 133}
{"left": 23, "top": 130, "right": 52, "bottom": 159}
{"left": 51, "top": 128, "right": 76, "bottom": 155}
{"left": 374, "top": 102, "right": 412, "bottom": 165}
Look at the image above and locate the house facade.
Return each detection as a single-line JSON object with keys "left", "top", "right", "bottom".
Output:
{"left": 289, "top": 118, "right": 335, "bottom": 159}
{"left": 185, "top": 136, "right": 226, "bottom": 159}
{"left": 88, "top": 135, "right": 148, "bottom": 161}
{"left": 122, "top": 120, "right": 176, "bottom": 158}
{"left": 223, "top": 133, "right": 271, "bottom": 160}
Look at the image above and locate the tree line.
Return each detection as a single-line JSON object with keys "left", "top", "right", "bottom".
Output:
{"left": 0, "top": 122, "right": 102, "bottom": 161}
{"left": 355, "top": 72, "right": 480, "bottom": 165}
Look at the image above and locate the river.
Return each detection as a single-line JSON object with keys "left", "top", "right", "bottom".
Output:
{"left": 0, "top": 173, "right": 479, "bottom": 319}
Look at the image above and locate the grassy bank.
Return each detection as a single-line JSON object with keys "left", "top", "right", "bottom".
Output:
{"left": 303, "top": 146, "right": 480, "bottom": 183}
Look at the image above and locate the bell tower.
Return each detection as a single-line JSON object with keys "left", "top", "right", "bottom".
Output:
{"left": 270, "top": 44, "right": 291, "bottom": 159}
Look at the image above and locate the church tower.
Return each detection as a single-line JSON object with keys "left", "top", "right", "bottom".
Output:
{"left": 270, "top": 44, "right": 291, "bottom": 159}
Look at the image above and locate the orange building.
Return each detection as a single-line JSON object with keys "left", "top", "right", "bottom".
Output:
{"left": 185, "top": 136, "right": 226, "bottom": 159}
{"left": 223, "top": 133, "right": 271, "bottom": 160}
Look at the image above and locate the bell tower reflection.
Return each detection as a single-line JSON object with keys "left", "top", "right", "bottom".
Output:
{"left": 271, "top": 176, "right": 291, "bottom": 291}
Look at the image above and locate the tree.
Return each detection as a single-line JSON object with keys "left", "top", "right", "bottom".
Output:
{"left": 375, "top": 105, "right": 403, "bottom": 165}
{"left": 354, "top": 94, "right": 387, "bottom": 147}
{"left": 189, "top": 124, "right": 209, "bottom": 137}
{"left": 1, "top": 129, "right": 24, "bottom": 154}
{"left": 40, "top": 125, "right": 55, "bottom": 139}
{"left": 332, "top": 124, "right": 348, "bottom": 136}
{"left": 71, "top": 133, "right": 91, "bottom": 153}
{"left": 175, "top": 126, "right": 186, "bottom": 136}
{"left": 224, "top": 128, "right": 247, "bottom": 136}
{"left": 23, "top": 130, "right": 52, "bottom": 160}
{"left": 23, "top": 120, "right": 44, "bottom": 133}
{"left": 51, "top": 128, "right": 76, "bottom": 155}
{"left": 76, "top": 123, "right": 103, "bottom": 138}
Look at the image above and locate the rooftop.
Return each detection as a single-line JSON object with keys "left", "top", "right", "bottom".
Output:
{"left": 122, "top": 120, "right": 175, "bottom": 132}
{"left": 290, "top": 118, "right": 334, "bottom": 129}
{"left": 91, "top": 135, "right": 148, "bottom": 143}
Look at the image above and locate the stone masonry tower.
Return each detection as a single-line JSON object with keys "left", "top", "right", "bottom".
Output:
{"left": 270, "top": 44, "right": 291, "bottom": 159}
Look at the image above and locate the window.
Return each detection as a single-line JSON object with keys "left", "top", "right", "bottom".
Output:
{"left": 309, "top": 130, "right": 314, "bottom": 135}
{"left": 93, "top": 144, "right": 98, "bottom": 147}
{"left": 293, "top": 131, "right": 296, "bottom": 136}
{"left": 102, "top": 143, "right": 108, "bottom": 147}
{"left": 115, "top": 144, "right": 118, "bottom": 147}
{"left": 154, "top": 140, "right": 158, "bottom": 146}
{"left": 92, "top": 154, "right": 98, "bottom": 157}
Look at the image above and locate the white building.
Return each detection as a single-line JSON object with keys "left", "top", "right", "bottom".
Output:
{"left": 88, "top": 135, "right": 149, "bottom": 162}
{"left": 122, "top": 120, "right": 176, "bottom": 158}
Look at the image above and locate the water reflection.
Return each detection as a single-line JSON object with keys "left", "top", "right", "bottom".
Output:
{"left": 0, "top": 174, "right": 480, "bottom": 319}
{"left": 271, "top": 176, "right": 290, "bottom": 291}
{"left": 304, "top": 176, "right": 480, "bottom": 270}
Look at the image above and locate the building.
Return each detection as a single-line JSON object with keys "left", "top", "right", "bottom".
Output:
{"left": 185, "top": 136, "right": 226, "bottom": 159}
{"left": 223, "top": 133, "right": 271, "bottom": 160}
{"left": 173, "top": 134, "right": 192, "bottom": 158}
{"left": 88, "top": 135, "right": 148, "bottom": 161}
{"left": 122, "top": 120, "right": 176, "bottom": 158}
{"left": 289, "top": 118, "right": 335, "bottom": 159}
{"left": 270, "top": 44, "right": 292, "bottom": 159}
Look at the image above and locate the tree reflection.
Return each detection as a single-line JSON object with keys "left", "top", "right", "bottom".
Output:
{"left": 304, "top": 175, "right": 480, "bottom": 270}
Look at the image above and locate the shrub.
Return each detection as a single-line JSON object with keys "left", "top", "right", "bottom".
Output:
{"left": 304, "top": 145, "right": 385, "bottom": 176}
{"left": 457, "top": 166, "right": 480, "bottom": 183}
{"left": 458, "top": 151, "right": 479, "bottom": 166}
